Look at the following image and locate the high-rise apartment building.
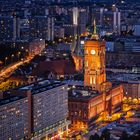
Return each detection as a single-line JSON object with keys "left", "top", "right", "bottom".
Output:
{"left": 0, "top": 15, "right": 20, "bottom": 41}
{"left": 93, "top": 6, "right": 121, "bottom": 34}
{"left": 0, "top": 94, "right": 30, "bottom": 140}
{"left": 0, "top": 80, "right": 70, "bottom": 140}
{"left": 47, "top": 17, "right": 54, "bottom": 41}
{"left": 30, "top": 16, "right": 48, "bottom": 40}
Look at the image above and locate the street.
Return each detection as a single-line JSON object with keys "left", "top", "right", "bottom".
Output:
{"left": 0, "top": 56, "right": 33, "bottom": 83}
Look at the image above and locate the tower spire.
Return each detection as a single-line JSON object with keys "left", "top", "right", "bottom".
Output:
{"left": 91, "top": 19, "right": 99, "bottom": 40}
{"left": 93, "top": 19, "right": 97, "bottom": 35}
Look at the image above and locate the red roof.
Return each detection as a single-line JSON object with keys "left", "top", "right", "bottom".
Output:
{"left": 35, "top": 59, "right": 76, "bottom": 76}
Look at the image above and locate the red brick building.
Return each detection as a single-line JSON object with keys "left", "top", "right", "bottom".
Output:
{"left": 34, "top": 59, "right": 76, "bottom": 79}
{"left": 68, "top": 25, "right": 124, "bottom": 130}
{"left": 68, "top": 85, "right": 123, "bottom": 130}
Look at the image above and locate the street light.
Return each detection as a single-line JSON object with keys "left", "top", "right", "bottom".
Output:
{"left": 17, "top": 52, "right": 21, "bottom": 61}
{"left": 25, "top": 49, "right": 28, "bottom": 52}
{"left": 11, "top": 54, "right": 14, "bottom": 62}
{"left": 25, "top": 49, "right": 29, "bottom": 56}
{"left": 5, "top": 57, "right": 8, "bottom": 65}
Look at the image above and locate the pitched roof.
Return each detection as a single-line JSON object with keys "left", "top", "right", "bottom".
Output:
{"left": 35, "top": 59, "right": 76, "bottom": 76}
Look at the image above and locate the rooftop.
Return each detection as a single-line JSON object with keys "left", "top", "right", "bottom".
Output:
{"left": 63, "top": 80, "right": 84, "bottom": 86}
{"left": 107, "top": 72, "right": 140, "bottom": 83}
{"left": 35, "top": 59, "right": 76, "bottom": 76}
{"left": 0, "top": 80, "right": 66, "bottom": 106}
{"left": 19, "top": 79, "right": 65, "bottom": 95}
{"left": 68, "top": 86, "right": 99, "bottom": 101}
{"left": 0, "top": 95, "right": 25, "bottom": 106}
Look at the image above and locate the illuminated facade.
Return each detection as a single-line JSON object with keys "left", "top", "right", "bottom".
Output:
{"left": 68, "top": 20, "right": 124, "bottom": 130}
{"left": 72, "top": 54, "right": 83, "bottom": 72}
{"left": 84, "top": 40, "right": 107, "bottom": 91}
{"left": 84, "top": 20, "right": 111, "bottom": 92}
{"left": 73, "top": 7, "right": 79, "bottom": 26}
{"left": 68, "top": 85, "right": 123, "bottom": 130}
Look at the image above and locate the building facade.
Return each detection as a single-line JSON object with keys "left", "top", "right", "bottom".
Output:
{"left": 31, "top": 82, "right": 69, "bottom": 139}
{"left": 69, "top": 23, "right": 124, "bottom": 130}
{"left": 123, "top": 82, "right": 140, "bottom": 98}
{"left": 68, "top": 85, "right": 123, "bottom": 130}
{"left": 0, "top": 95, "right": 30, "bottom": 140}
{"left": 84, "top": 39, "right": 107, "bottom": 92}
{"left": 0, "top": 80, "right": 70, "bottom": 140}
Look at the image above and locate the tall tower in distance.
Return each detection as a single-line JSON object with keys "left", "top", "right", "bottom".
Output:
{"left": 84, "top": 20, "right": 109, "bottom": 92}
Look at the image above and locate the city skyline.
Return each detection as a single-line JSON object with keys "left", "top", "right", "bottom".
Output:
{"left": 0, "top": 0, "right": 140, "bottom": 140}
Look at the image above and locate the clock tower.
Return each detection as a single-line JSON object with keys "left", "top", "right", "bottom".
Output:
{"left": 84, "top": 20, "right": 107, "bottom": 92}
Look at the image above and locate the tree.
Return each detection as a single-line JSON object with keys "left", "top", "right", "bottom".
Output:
{"left": 128, "top": 135, "right": 137, "bottom": 140}
{"left": 93, "top": 133, "right": 100, "bottom": 140}
{"left": 129, "top": 130, "right": 140, "bottom": 140}
{"left": 119, "top": 131, "right": 128, "bottom": 140}
{"left": 89, "top": 135, "right": 94, "bottom": 140}
{"left": 137, "top": 130, "right": 140, "bottom": 139}
{"left": 101, "top": 129, "right": 110, "bottom": 140}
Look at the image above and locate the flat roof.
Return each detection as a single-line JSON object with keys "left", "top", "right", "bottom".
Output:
{"left": 0, "top": 80, "right": 66, "bottom": 106}
{"left": 0, "top": 95, "right": 25, "bottom": 106}
{"left": 108, "top": 73, "right": 140, "bottom": 83}
{"left": 19, "top": 80, "right": 66, "bottom": 95}
{"left": 68, "top": 86, "right": 99, "bottom": 101}
{"left": 63, "top": 80, "right": 84, "bottom": 86}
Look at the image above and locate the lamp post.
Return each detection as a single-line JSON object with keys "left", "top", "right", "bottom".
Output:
{"left": 11, "top": 54, "right": 14, "bottom": 62}
{"left": 25, "top": 49, "right": 29, "bottom": 57}
{"left": 5, "top": 57, "right": 8, "bottom": 65}
{"left": 17, "top": 52, "right": 21, "bottom": 61}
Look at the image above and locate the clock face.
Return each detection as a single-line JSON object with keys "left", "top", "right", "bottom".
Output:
{"left": 91, "top": 50, "right": 96, "bottom": 55}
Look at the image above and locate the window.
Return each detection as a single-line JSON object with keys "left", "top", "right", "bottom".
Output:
{"left": 93, "top": 77, "right": 96, "bottom": 84}
{"left": 85, "top": 61, "right": 88, "bottom": 67}
{"left": 90, "top": 76, "right": 92, "bottom": 84}
{"left": 85, "top": 49, "right": 88, "bottom": 55}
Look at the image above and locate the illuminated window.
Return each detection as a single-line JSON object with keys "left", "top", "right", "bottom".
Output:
{"left": 90, "top": 76, "right": 92, "bottom": 84}
{"left": 24, "top": 99, "right": 28, "bottom": 103}
{"left": 93, "top": 77, "right": 96, "bottom": 84}
{"left": 85, "top": 61, "right": 88, "bottom": 67}
{"left": 85, "top": 49, "right": 88, "bottom": 54}
{"left": 16, "top": 110, "right": 20, "bottom": 114}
